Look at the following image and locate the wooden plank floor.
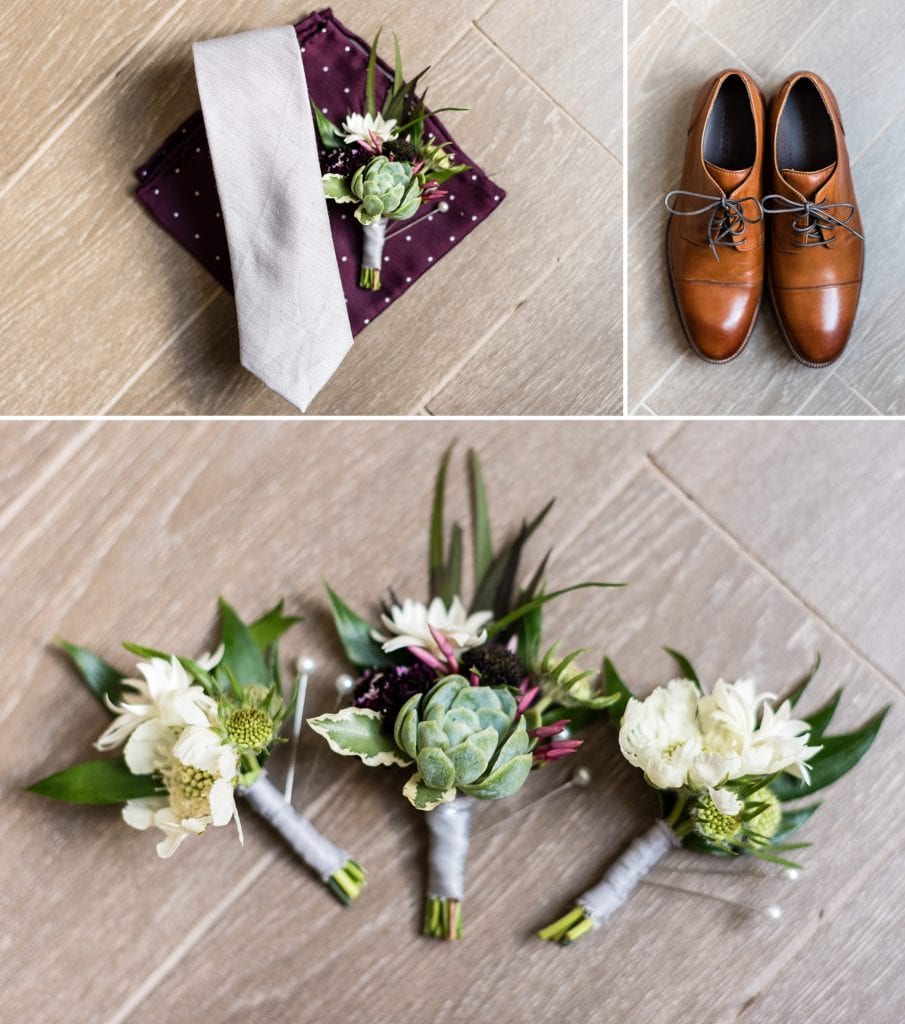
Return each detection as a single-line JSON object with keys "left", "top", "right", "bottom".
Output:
{"left": 0, "top": 1, "right": 622, "bottom": 416}
{"left": 628, "top": 0, "right": 905, "bottom": 416}
{"left": 1, "top": 419, "right": 902, "bottom": 1023}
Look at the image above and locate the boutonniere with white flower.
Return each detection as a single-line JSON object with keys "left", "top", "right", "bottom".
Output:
{"left": 315, "top": 30, "right": 468, "bottom": 290}
{"left": 539, "top": 651, "right": 888, "bottom": 944}
{"left": 308, "top": 447, "right": 623, "bottom": 939}
{"left": 28, "top": 599, "right": 365, "bottom": 905}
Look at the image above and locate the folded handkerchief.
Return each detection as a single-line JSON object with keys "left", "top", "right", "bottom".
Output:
{"left": 137, "top": 8, "right": 506, "bottom": 341}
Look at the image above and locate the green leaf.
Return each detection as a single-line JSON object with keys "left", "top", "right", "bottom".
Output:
{"left": 247, "top": 600, "right": 300, "bottom": 652}
{"left": 486, "top": 582, "right": 624, "bottom": 638}
{"left": 120, "top": 644, "right": 216, "bottom": 692}
{"left": 771, "top": 800, "right": 821, "bottom": 842}
{"left": 365, "top": 29, "right": 381, "bottom": 117}
{"left": 747, "top": 846, "right": 803, "bottom": 870}
{"left": 430, "top": 163, "right": 470, "bottom": 186}
{"left": 468, "top": 449, "right": 492, "bottom": 591}
{"left": 771, "top": 705, "right": 890, "bottom": 800}
{"left": 218, "top": 598, "right": 270, "bottom": 686}
{"left": 429, "top": 444, "right": 453, "bottom": 600}
{"left": 27, "top": 757, "right": 161, "bottom": 804}
{"left": 603, "top": 657, "right": 632, "bottom": 724}
{"left": 518, "top": 549, "right": 551, "bottom": 605}
{"left": 311, "top": 103, "right": 343, "bottom": 149}
{"left": 438, "top": 522, "right": 463, "bottom": 607}
{"left": 515, "top": 600, "right": 543, "bottom": 668}
{"left": 59, "top": 640, "right": 128, "bottom": 707}
{"left": 803, "top": 688, "right": 842, "bottom": 739}
{"left": 308, "top": 707, "right": 412, "bottom": 767}
{"left": 392, "top": 33, "right": 403, "bottom": 102}
{"left": 663, "top": 647, "right": 699, "bottom": 688}
{"left": 395, "top": 107, "right": 469, "bottom": 133}
{"left": 402, "top": 772, "right": 455, "bottom": 810}
{"left": 472, "top": 498, "right": 555, "bottom": 618}
{"left": 324, "top": 583, "right": 392, "bottom": 668}
{"left": 322, "top": 173, "right": 355, "bottom": 202}
{"left": 786, "top": 654, "right": 821, "bottom": 707}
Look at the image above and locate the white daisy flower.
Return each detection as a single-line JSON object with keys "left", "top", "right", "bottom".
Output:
{"left": 95, "top": 657, "right": 217, "bottom": 773}
{"left": 122, "top": 732, "right": 240, "bottom": 858}
{"left": 372, "top": 596, "right": 492, "bottom": 655}
{"left": 341, "top": 111, "right": 397, "bottom": 146}
{"left": 619, "top": 679, "right": 702, "bottom": 789}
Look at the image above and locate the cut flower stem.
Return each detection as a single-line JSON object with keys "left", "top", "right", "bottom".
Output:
{"left": 328, "top": 859, "right": 367, "bottom": 906}
{"left": 239, "top": 773, "right": 365, "bottom": 904}
{"left": 423, "top": 896, "right": 463, "bottom": 940}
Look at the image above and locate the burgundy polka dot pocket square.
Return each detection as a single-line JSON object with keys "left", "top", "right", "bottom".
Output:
{"left": 136, "top": 7, "right": 506, "bottom": 338}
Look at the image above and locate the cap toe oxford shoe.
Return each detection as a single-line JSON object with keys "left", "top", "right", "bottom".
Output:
{"left": 765, "top": 72, "right": 864, "bottom": 366}
{"left": 666, "top": 70, "right": 766, "bottom": 362}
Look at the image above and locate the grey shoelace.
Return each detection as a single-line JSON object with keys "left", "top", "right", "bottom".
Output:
{"left": 761, "top": 194, "right": 864, "bottom": 247}
{"left": 664, "top": 190, "right": 763, "bottom": 261}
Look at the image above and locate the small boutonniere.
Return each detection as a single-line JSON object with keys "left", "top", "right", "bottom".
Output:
{"left": 309, "top": 447, "right": 623, "bottom": 939}
{"left": 540, "top": 651, "right": 888, "bottom": 944}
{"left": 316, "top": 30, "right": 468, "bottom": 290}
{"left": 28, "top": 598, "right": 365, "bottom": 905}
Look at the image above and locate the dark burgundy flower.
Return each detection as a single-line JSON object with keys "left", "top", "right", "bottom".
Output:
{"left": 352, "top": 662, "right": 436, "bottom": 732}
{"left": 460, "top": 645, "right": 525, "bottom": 689}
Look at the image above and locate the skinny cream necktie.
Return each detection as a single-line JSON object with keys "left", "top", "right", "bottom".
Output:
{"left": 193, "top": 25, "right": 352, "bottom": 411}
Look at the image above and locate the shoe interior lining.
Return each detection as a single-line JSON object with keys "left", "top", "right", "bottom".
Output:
{"left": 703, "top": 75, "right": 756, "bottom": 170}
{"left": 777, "top": 79, "right": 836, "bottom": 170}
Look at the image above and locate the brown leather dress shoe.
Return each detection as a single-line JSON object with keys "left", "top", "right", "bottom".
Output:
{"left": 765, "top": 72, "right": 864, "bottom": 366}
{"left": 666, "top": 70, "right": 766, "bottom": 363}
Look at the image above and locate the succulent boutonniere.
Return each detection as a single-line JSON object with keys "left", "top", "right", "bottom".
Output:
{"left": 28, "top": 598, "right": 365, "bottom": 905}
{"left": 539, "top": 651, "right": 888, "bottom": 944}
{"left": 309, "top": 447, "right": 624, "bottom": 939}
{"left": 316, "top": 30, "right": 468, "bottom": 290}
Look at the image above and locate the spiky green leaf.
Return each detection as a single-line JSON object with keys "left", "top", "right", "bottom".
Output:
{"left": 429, "top": 444, "right": 453, "bottom": 600}
{"left": 468, "top": 449, "right": 492, "bottom": 590}
{"left": 365, "top": 29, "right": 381, "bottom": 116}
{"left": 486, "top": 582, "right": 623, "bottom": 639}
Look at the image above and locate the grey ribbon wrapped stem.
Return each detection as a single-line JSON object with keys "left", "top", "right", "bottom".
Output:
{"left": 426, "top": 795, "right": 475, "bottom": 901}
{"left": 578, "top": 820, "right": 680, "bottom": 927}
{"left": 239, "top": 773, "right": 348, "bottom": 881}
{"left": 361, "top": 219, "right": 388, "bottom": 271}
{"left": 193, "top": 25, "right": 353, "bottom": 411}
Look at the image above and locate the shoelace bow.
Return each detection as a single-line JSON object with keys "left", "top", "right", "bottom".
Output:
{"left": 761, "top": 194, "right": 864, "bottom": 247}
{"left": 664, "top": 190, "right": 763, "bottom": 261}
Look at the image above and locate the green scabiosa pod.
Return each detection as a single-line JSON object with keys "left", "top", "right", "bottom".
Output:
{"left": 395, "top": 676, "right": 534, "bottom": 808}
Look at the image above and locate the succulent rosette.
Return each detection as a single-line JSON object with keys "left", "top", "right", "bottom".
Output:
{"left": 316, "top": 30, "right": 469, "bottom": 290}
{"left": 539, "top": 650, "right": 888, "bottom": 945}
{"left": 29, "top": 599, "right": 365, "bottom": 905}
{"left": 309, "top": 447, "right": 623, "bottom": 939}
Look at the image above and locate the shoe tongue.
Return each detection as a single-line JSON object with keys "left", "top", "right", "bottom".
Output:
{"left": 704, "top": 161, "right": 751, "bottom": 195}
{"left": 782, "top": 163, "right": 837, "bottom": 199}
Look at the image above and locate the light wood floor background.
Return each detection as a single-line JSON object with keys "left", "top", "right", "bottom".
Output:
{"left": 628, "top": 0, "right": 905, "bottom": 416}
{"left": 1, "top": 419, "right": 901, "bottom": 1023}
{"left": 0, "top": 1, "right": 622, "bottom": 416}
